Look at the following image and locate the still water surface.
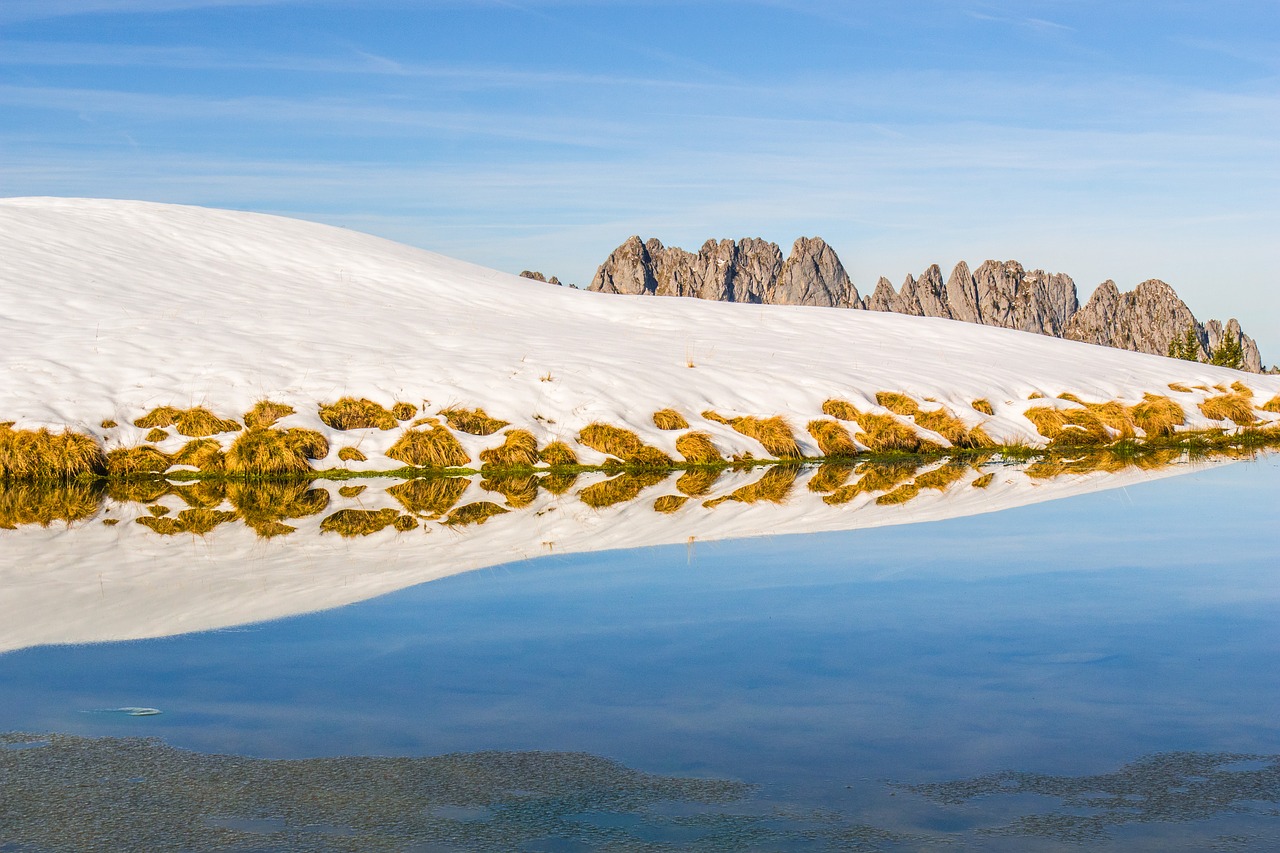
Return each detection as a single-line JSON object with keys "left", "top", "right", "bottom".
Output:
{"left": 1, "top": 456, "right": 1278, "bottom": 850}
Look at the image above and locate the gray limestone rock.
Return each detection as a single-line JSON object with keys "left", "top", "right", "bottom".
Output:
{"left": 865, "top": 277, "right": 897, "bottom": 312}
{"left": 774, "top": 237, "right": 858, "bottom": 308}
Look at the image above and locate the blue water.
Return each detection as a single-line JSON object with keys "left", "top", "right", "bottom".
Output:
{"left": 2, "top": 457, "right": 1279, "bottom": 849}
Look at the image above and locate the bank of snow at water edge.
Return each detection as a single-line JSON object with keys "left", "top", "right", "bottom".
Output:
{"left": 1, "top": 197, "right": 1278, "bottom": 467}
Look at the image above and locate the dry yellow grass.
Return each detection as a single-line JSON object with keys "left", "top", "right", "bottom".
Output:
{"left": 1167, "top": 383, "right": 1193, "bottom": 393}
{"left": 172, "top": 480, "right": 226, "bottom": 509}
{"left": 481, "top": 474, "right": 540, "bottom": 508}
{"left": 652, "top": 409, "right": 690, "bottom": 430}
{"left": 821, "top": 399, "right": 860, "bottom": 421}
{"left": 0, "top": 480, "right": 102, "bottom": 529}
{"left": 876, "top": 483, "right": 920, "bottom": 505}
{"left": 1027, "top": 392, "right": 1045, "bottom": 399}
{"left": 135, "top": 406, "right": 241, "bottom": 437}
{"left": 321, "top": 508, "right": 405, "bottom": 537}
{"left": 1262, "top": 395, "right": 1280, "bottom": 414}
{"left": 676, "top": 467, "right": 720, "bottom": 497}
{"left": 243, "top": 400, "right": 295, "bottom": 430}
{"left": 538, "top": 441, "right": 579, "bottom": 467}
{"left": 653, "top": 495, "right": 688, "bottom": 514}
{"left": 856, "top": 412, "right": 932, "bottom": 453}
{"left": 0, "top": 425, "right": 107, "bottom": 480}
{"left": 1199, "top": 392, "right": 1256, "bottom": 425}
{"left": 728, "top": 415, "right": 802, "bottom": 459}
{"left": 389, "top": 477, "right": 470, "bottom": 517}
{"left": 675, "top": 431, "right": 722, "bottom": 464}
{"left": 579, "top": 423, "right": 673, "bottom": 467}
{"left": 579, "top": 471, "right": 666, "bottom": 508}
{"left": 540, "top": 470, "right": 579, "bottom": 495}
{"left": 912, "top": 463, "right": 969, "bottom": 492}
{"left": 875, "top": 392, "right": 919, "bottom": 417}
{"left": 148, "top": 504, "right": 170, "bottom": 517}
{"left": 391, "top": 402, "right": 418, "bottom": 421}
{"left": 337, "top": 446, "right": 367, "bottom": 463}
{"left": 971, "top": 399, "right": 995, "bottom": 416}
{"left": 706, "top": 465, "right": 799, "bottom": 506}
{"left": 138, "top": 508, "right": 238, "bottom": 536}
{"left": 479, "top": 429, "right": 540, "bottom": 469}
{"left": 100, "top": 419, "right": 118, "bottom": 429}
{"left": 701, "top": 410, "right": 735, "bottom": 425}
{"left": 1024, "top": 401, "right": 1132, "bottom": 446}
{"left": 338, "top": 484, "right": 366, "bottom": 498}
{"left": 823, "top": 462, "right": 918, "bottom": 505}
{"left": 228, "top": 480, "right": 329, "bottom": 537}
{"left": 1132, "top": 394, "right": 1185, "bottom": 437}
{"left": 873, "top": 392, "right": 987, "bottom": 447}
{"left": 441, "top": 407, "right": 509, "bottom": 435}
{"left": 1231, "top": 381, "right": 1253, "bottom": 395}
{"left": 224, "top": 428, "right": 329, "bottom": 476}
{"left": 144, "top": 428, "right": 170, "bottom": 443}
{"left": 386, "top": 426, "right": 469, "bottom": 469}
{"left": 172, "top": 438, "right": 225, "bottom": 471}
{"left": 806, "top": 463, "right": 855, "bottom": 494}
{"left": 807, "top": 419, "right": 859, "bottom": 458}
{"left": 105, "top": 445, "right": 171, "bottom": 477}
{"left": 971, "top": 472, "right": 995, "bottom": 488}
{"left": 318, "top": 397, "right": 399, "bottom": 431}
{"left": 105, "top": 477, "right": 170, "bottom": 503}
{"left": 444, "top": 501, "right": 509, "bottom": 526}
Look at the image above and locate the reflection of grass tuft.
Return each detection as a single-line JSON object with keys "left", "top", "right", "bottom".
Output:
{"left": 389, "top": 477, "right": 469, "bottom": 517}
{"left": 481, "top": 474, "right": 540, "bottom": 508}
{"left": 0, "top": 480, "right": 102, "bottom": 528}
{"left": 971, "top": 472, "right": 995, "bottom": 488}
{"left": 444, "top": 501, "right": 509, "bottom": 526}
{"left": 137, "top": 508, "right": 238, "bottom": 536}
{"left": 807, "top": 463, "right": 855, "bottom": 493}
{"left": 580, "top": 471, "right": 667, "bottom": 508}
{"left": 539, "top": 470, "right": 578, "bottom": 494}
{"left": 228, "top": 480, "right": 329, "bottom": 537}
{"left": 321, "top": 508, "right": 405, "bottom": 537}
{"left": 706, "top": 465, "right": 799, "bottom": 506}
{"left": 676, "top": 468, "right": 720, "bottom": 497}
{"left": 823, "top": 462, "right": 918, "bottom": 505}
{"left": 652, "top": 409, "right": 689, "bottom": 430}
{"left": 653, "top": 495, "right": 688, "bottom": 513}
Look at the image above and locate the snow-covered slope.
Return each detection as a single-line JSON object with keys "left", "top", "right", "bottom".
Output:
{"left": 1, "top": 197, "right": 1277, "bottom": 466}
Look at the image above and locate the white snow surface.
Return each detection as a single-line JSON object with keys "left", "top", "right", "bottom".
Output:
{"left": 2, "top": 197, "right": 1277, "bottom": 463}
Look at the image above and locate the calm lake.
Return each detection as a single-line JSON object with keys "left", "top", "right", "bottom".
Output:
{"left": 1, "top": 454, "right": 1278, "bottom": 851}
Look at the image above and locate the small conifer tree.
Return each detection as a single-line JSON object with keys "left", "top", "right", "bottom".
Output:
{"left": 1208, "top": 334, "right": 1245, "bottom": 369}
{"left": 1167, "top": 325, "right": 1201, "bottom": 362}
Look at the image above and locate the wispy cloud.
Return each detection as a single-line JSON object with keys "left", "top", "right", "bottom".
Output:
{"left": 0, "top": 0, "right": 299, "bottom": 24}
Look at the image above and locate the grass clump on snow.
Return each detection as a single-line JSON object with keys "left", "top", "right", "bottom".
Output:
{"left": 337, "top": 446, "right": 367, "bottom": 463}
{"left": 821, "top": 399, "right": 934, "bottom": 453}
{"left": 806, "top": 420, "right": 859, "bottom": 458}
{"left": 172, "top": 439, "right": 225, "bottom": 471}
{"left": 243, "top": 400, "right": 295, "bottom": 430}
{"left": 0, "top": 480, "right": 102, "bottom": 528}
{"left": 0, "top": 425, "right": 107, "bottom": 481}
{"left": 652, "top": 409, "right": 690, "bottom": 430}
{"left": 441, "top": 407, "right": 509, "bottom": 436}
{"left": 144, "top": 428, "right": 169, "bottom": 443}
{"left": 875, "top": 392, "right": 991, "bottom": 448}
{"left": 391, "top": 402, "right": 418, "bottom": 421}
{"left": 1199, "top": 392, "right": 1256, "bottom": 425}
{"left": 1262, "top": 395, "right": 1280, "bottom": 414}
{"left": 106, "top": 446, "right": 171, "bottom": 477}
{"left": 579, "top": 423, "right": 673, "bottom": 467}
{"left": 387, "top": 426, "right": 469, "bottom": 469}
{"left": 389, "top": 477, "right": 470, "bottom": 518}
{"left": 135, "top": 406, "right": 241, "bottom": 437}
{"left": 704, "top": 413, "right": 801, "bottom": 460}
{"left": 479, "top": 429, "right": 540, "bottom": 470}
{"left": 971, "top": 399, "right": 995, "bottom": 416}
{"left": 675, "top": 432, "right": 722, "bottom": 465}
{"left": 538, "top": 441, "right": 578, "bottom": 467}
{"left": 225, "top": 428, "right": 329, "bottom": 477}
{"left": 1168, "top": 383, "right": 1193, "bottom": 393}
{"left": 318, "top": 397, "right": 399, "bottom": 431}
{"left": 1131, "top": 394, "right": 1185, "bottom": 437}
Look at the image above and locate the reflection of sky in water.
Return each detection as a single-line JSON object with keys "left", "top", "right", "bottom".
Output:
{"left": 2, "top": 458, "right": 1278, "bottom": 847}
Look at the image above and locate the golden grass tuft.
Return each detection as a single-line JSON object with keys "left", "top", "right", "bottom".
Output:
{"left": 728, "top": 415, "right": 802, "bottom": 459}
{"left": 481, "top": 474, "right": 540, "bottom": 508}
{"left": 224, "top": 428, "right": 329, "bottom": 476}
{"left": 578, "top": 423, "right": 673, "bottom": 467}
{"left": 337, "top": 446, "right": 367, "bottom": 463}
{"left": 675, "top": 431, "right": 722, "bottom": 465}
{"left": 441, "top": 407, "right": 509, "bottom": 436}
{"left": 319, "top": 397, "right": 399, "bottom": 431}
{"left": 144, "top": 428, "right": 170, "bottom": 443}
{"left": 479, "top": 429, "right": 540, "bottom": 470}
{"left": 0, "top": 480, "right": 102, "bottom": 529}
{"left": 105, "top": 445, "right": 171, "bottom": 477}
{"left": 1027, "top": 392, "right": 1045, "bottom": 399}
{"left": 807, "top": 463, "right": 855, "bottom": 494}
{"left": 807, "top": 420, "right": 859, "bottom": 458}
{"left": 971, "top": 472, "right": 995, "bottom": 489}
{"left": 1024, "top": 401, "right": 1132, "bottom": 446}
{"left": 391, "top": 402, "right": 418, "bottom": 421}
{"left": 444, "top": 501, "right": 509, "bottom": 526}
{"left": 579, "top": 471, "right": 667, "bottom": 509}
{"left": 917, "top": 408, "right": 988, "bottom": 447}
{"left": 706, "top": 465, "right": 799, "bottom": 506}
{"left": 653, "top": 495, "right": 688, "bottom": 514}
{"left": 854, "top": 412, "right": 931, "bottom": 453}
{"left": 875, "top": 391, "right": 919, "bottom": 417}
{"left": 676, "top": 468, "right": 720, "bottom": 497}
{"left": 1199, "top": 392, "right": 1256, "bottom": 425}
{"left": 1230, "top": 381, "right": 1252, "bottom": 395}
{"left": 1132, "top": 394, "right": 1185, "bottom": 437}
{"left": 172, "top": 438, "right": 225, "bottom": 471}
{"left": 338, "top": 484, "right": 366, "bottom": 498}
{"left": 138, "top": 508, "right": 238, "bottom": 536}
{"left": 1262, "top": 395, "right": 1280, "bottom": 414}
{"left": 389, "top": 477, "right": 470, "bottom": 517}
{"left": 971, "top": 399, "right": 995, "bottom": 416}
{"left": 821, "top": 399, "right": 860, "bottom": 421}
{"left": 243, "top": 400, "right": 295, "bottom": 430}
{"left": 227, "top": 480, "right": 329, "bottom": 537}
{"left": 148, "top": 504, "right": 170, "bottom": 516}
{"left": 823, "top": 462, "right": 918, "bottom": 505}
{"left": 538, "top": 441, "right": 579, "bottom": 467}
{"left": 652, "top": 409, "right": 690, "bottom": 430}
{"left": 135, "top": 406, "right": 241, "bottom": 437}
{"left": 386, "top": 426, "right": 469, "bottom": 469}
{"left": 701, "top": 409, "right": 735, "bottom": 425}
{"left": 101, "top": 419, "right": 118, "bottom": 429}
{"left": 1168, "top": 383, "right": 1193, "bottom": 393}
{"left": 0, "top": 425, "right": 107, "bottom": 481}
{"left": 1057, "top": 392, "right": 1084, "bottom": 404}
{"left": 320, "top": 508, "right": 404, "bottom": 537}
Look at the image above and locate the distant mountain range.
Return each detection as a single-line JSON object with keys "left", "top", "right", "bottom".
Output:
{"left": 562, "top": 236, "right": 1263, "bottom": 372}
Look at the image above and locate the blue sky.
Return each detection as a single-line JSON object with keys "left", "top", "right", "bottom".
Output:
{"left": 2, "top": 1, "right": 1278, "bottom": 354}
